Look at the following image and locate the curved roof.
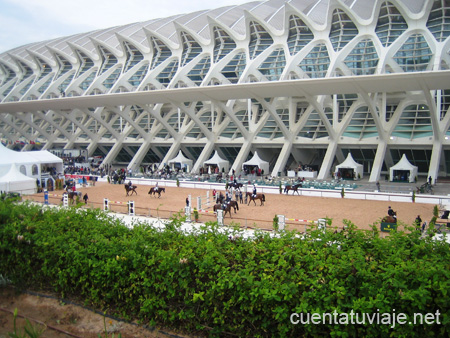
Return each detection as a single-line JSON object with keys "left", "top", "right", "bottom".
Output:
{"left": 0, "top": 0, "right": 428, "bottom": 63}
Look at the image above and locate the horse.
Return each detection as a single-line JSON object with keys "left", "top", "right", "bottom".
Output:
{"left": 66, "top": 191, "right": 82, "bottom": 204}
{"left": 213, "top": 203, "right": 233, "bottom": 218}
{"left": 246, "top": 192, "right": 265, "bottom": 206}
{"left": 124, "top": 184, "right": 137, "bottom": 196}
{"left": 382, "top": 211, "right": 397, "bottom": 223}
{"left": 148, "top": 187, "right": 165, "bottom": 198}
{"left": 228, "top": 200, "right": 239, "bottom": 213}
{"left": 284, "top": 183, "right": 302, "bottom": 195}
{"left": 229, "top": 182, "right": 243, "bottom": 190}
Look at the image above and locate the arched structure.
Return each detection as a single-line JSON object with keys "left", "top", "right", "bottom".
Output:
{"left": 1, "top": 0, "right": 450, "bottom": 181}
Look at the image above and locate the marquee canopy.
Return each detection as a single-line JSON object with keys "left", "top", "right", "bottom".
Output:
{"left": 204, "top": 151, "right": 230, "bottom": 173}
{"left": 168, "top": 150, "right": 193, "bottom": 170}
{"left": 335, "top": 153, "right": 363, "bottom": 179}
{"left": 0, "top": 143, "right": 63, "bottom": 178}
{"left": 0, "top": 163, "right": 37, "bottom": 194}
{"left": 390, "top": 154, "right": 418, "bottom": 183}
{"left": 242, "top": 152, "right": 269, "bottom": 175}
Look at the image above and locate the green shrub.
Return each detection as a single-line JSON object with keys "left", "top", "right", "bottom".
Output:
{"left": 0, "top": 200, "right": 449, "bottom": 337}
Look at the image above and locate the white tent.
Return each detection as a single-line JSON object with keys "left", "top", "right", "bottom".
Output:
{"left": 335, "top": 153, "right": 364, "bottom": 179}
{"left": 0, "top": 164, "right": 37, "bottom": 195}
{"left": 204, "top": 151, "right": 230, "bottom": 173}
{"left": 0, "top": 143, "right": 63, "bottom": 179}
{"left": 168, "top": 150, "right": 193, "bottom": 171}
{"left": 389, "top": 154, "right": 418, "bottom": 183}
{"left": 242, "top": 151, "right": 270, "bottom": 175}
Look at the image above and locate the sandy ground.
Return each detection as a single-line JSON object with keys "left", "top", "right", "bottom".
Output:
{"left": 0, "top": 287, "right": 186, "bottom": 338}
{"left": 24, "top": 181, "right": 437, "bottom": 232}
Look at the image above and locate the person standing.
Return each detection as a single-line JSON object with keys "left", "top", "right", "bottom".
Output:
{"left": 415, "top": 215, "right": 422, "bottom": 229}
{"left": 83, "top": 193, "right": 89, "bottom": 204}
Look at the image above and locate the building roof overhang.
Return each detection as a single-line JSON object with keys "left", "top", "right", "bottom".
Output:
{"left": 1, "top": 70, "right": 450, "bottom": 113}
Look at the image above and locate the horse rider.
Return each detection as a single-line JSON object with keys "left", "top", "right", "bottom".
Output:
{"left": 128, "top": 180, "right": 132, "bottom": 188}
{"left": 155, "top": 182, "right": 159, "bottom": 192}
{"left": 252, "top": 184, "right": 257, "bottom": 198}
{"left": 388, "top": 206, "right": 394, "bottom": 217}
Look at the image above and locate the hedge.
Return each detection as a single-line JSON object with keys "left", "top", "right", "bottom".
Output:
{"left": 0, "top": 198, "right": 449, "bottom": 337}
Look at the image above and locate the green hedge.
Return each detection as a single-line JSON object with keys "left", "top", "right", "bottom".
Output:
{"left": 0, "top": 199, "right": 449, "bottom": 337}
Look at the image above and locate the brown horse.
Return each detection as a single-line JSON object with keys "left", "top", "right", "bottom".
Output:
{"left": 148, "top": 187, "right": 165, "bottom": 198}
{"left": 66, "top": 191, "right": 82, "bottom": 204}
{"left": 284, "top": 183, "right": 302, "bottom": 195}
{"left": 246, "top": 192, "right": 265, "bottom": 206}
{"left": 382, "top": 211, "right": 397, "bottom": 223}
{"left": 213, "top": 203, "right": 233, "bottom": 218}
{"left": 124, "top": 184, "right": 137, "bottom": 196}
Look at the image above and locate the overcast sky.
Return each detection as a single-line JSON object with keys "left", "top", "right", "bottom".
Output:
{"left": 0, "top": 0, "right": 250, "bottom": 53}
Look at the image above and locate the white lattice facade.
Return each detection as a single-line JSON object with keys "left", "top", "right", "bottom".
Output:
{"left": 1, "top": 0, "right": 450, "bottom": 181}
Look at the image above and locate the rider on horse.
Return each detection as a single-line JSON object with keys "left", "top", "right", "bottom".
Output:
{"left": 388, "top": 206, "right": 395, "bottom": 216}
{"left": 252, "top": 184, "right": 257, "bottom": 198}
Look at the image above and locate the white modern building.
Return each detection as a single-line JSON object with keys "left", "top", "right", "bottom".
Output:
{"left": 0, "top": 0, "right": 450, "bottom": 182}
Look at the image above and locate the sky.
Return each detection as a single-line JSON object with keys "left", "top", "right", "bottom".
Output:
{"left": 0, "top": 0, "right": 251, "bottom": 53}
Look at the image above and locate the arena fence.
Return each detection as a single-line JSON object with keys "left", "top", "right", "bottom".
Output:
{"left": 23, "top": 187, "right": 428, "bottom": 236}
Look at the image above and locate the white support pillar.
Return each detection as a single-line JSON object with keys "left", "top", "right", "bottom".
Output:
{"left": 230, "top": 141, "right": 253, "bottom": 176}
{"left": 369, "top": 140, "right": 388, "bottom": 183}
{"left": 192, "top": 142, "right": 215, "bottom": 174}
{"left": 128, "top": 141, "right": 152, "bottom": 172}
{"left": 271, "top": 141, "right": 293, "bottom": 177}
{"left": 317, "top": 141, "right": 338, "bottom": 180}
{"left": 427, "top": 140, "right": 442, "bottom": 184}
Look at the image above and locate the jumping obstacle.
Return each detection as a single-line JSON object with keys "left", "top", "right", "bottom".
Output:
{"left": 185, "top": 206, "right": 191, "bottom": 222}
{"left": 277, "top": 214, "right": 285, "bottom": 231}
{"left": 196, "top": 191, "right": 210, "bottom": 210}
{"left": 128, "top": 201, "right": 135, "bottom": 216}
{"left": 62, "top": 193, "right": 68, "bottom": 207}
{"left": 216, "top": 209, "right": 224, "bottom": 226}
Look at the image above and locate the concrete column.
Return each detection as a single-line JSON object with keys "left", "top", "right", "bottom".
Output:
{"left": 427, "top": 140, "right": 442, "bottom": 184}
{"left": 192, "top": 142, "right": 215, "bottom": 174}
{"left": 317, "top": 141, "right": 338, "bottom": 180}
{"left": 271, "top": 141, "right": 293, "bottom": 177}
{"left": 231, "top": 141, "right": 253, "bottom": 176}
{"left": 369, "top": 140, "right": 388, "bottom": 182}
{"left": 128, "top": 141, "right": 152, "bottom": 172}
{"left": 102, "top": 142, "right": 123, "bottom": 166}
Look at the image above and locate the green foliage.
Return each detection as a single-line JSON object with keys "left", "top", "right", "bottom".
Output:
{"left": 176, "top": 179, "right": 180, "bottom": 187}
{"left": 193, "top": 208, "right": 199, "bottom": 221}
{"left": 273, "top": 214, "right": 279, "bottom": 231}
{"left": 341, "top": 187, "right": 345, "bottom": 198}
{"left": 1, "top": 200, "right": 449, "bottom": 337}
{"left": 412, "top": 190, "right": 416, "bottom": 202}
{"left": 433, "top": 205, "right": 439, "bottom": 217}
{"left": 8, "top": 308, "right": 46, "bottom": 338}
